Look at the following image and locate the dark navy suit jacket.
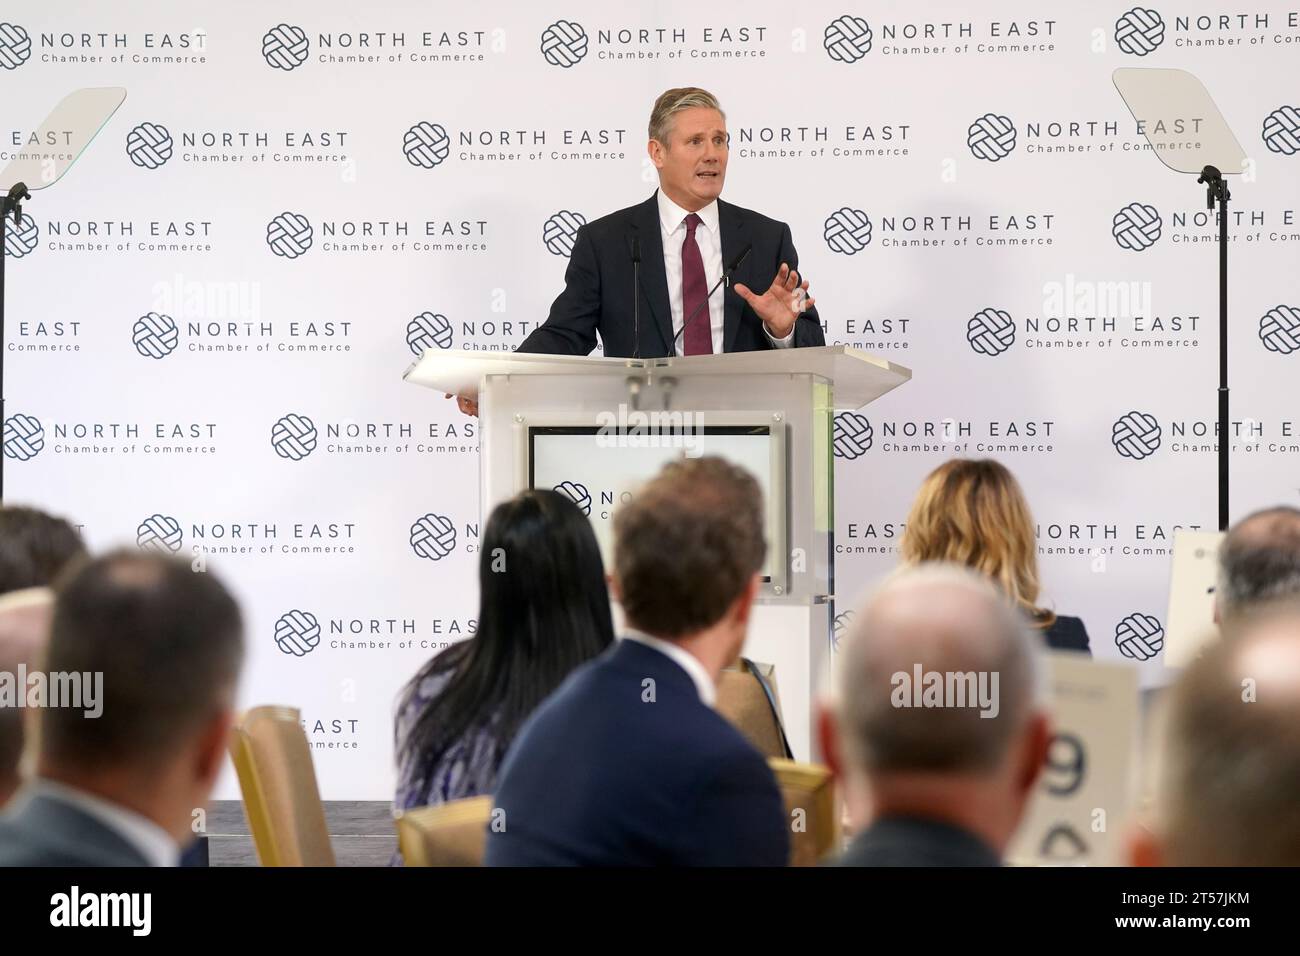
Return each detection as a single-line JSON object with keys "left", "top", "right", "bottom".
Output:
{"left": 485, "top": 638, "right": 789, "bottom": 866}
{"left": 516, "top": 193, "right": 826, "bottom": 358}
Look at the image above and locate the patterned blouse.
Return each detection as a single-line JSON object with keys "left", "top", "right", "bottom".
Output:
{"left": 392, "top": 669, "right": 502, "bottom": 813}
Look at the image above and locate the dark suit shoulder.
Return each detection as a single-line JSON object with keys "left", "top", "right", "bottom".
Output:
{"left": 718, "top": 198, "right": 788, "bottom": 234}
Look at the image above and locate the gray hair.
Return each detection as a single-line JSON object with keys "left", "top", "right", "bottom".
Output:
{"left": 1157, "top": 603, "right": 1300, "bottom": 864}
{"left": 648, "top": 87, "right": 725, "bottom": 145}
{"left": 1217, "top": 506, "right": 1300, "bottom": 622}
{"left": 836, "top": 563, "right": 1044, "bottom": 774}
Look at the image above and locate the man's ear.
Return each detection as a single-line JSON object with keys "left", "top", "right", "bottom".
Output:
{"left": 1017, "top": 711, "right": 1052, "bottom": 794}
{"left": 195, "top": 707, "right": 234, "bottom": 791}
{"left": 608, "top": 573, "right": 624, "bottom": 605}
{"left": 817, "top": 702, "right": 843, "bottom": 780}
{"left": 731, "top": 574, "right": 761, "bottom": 628}
{"left": 647, "top": 138, "right": 666, "bottom": 170}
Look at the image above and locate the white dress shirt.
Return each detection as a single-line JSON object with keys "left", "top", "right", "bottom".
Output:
{"left": 621, "top": 628, "right": 717, "bottom": 707}
{"left": 27, "top": 778, "right": 181, "bottom": 867}
{"left": 656, "top": 189, "right": 794, "bottom": 355}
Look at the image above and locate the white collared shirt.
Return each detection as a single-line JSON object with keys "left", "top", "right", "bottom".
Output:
{"left": 622, "top": 628, "right": 717, "bottom": 707}
{"left": 656, "top": 189, "right": 794, "bottom": 354}
{"left": 26, "top": 778, "right": 181, "bottom": 867}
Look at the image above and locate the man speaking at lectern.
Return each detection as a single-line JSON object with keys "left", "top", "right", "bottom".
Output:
{"left": 520, "top": 86, "right": 824, "bottom": 360}
{"left": 450, "top": 88, "right": 826, "bottom": 414}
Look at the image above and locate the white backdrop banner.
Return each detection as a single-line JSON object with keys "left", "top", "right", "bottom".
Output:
{"left": 3, "top": 1, "right": 1298, "bottom": 798}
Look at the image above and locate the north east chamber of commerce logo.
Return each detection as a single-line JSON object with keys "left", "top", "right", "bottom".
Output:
{"left": 135, "top": 513, "right": 359, "bottom": 559}
{"left": 262, "top": 22, "right": 493, "bottom": 71}
{"left": 553, "top": 480, "right": 592, "bottom": 515}
{"left": 833, "top": 411, "right": 1056, "bottom": 457}
{"left": 543, "top": 210, "right": 586, "bottom": 256}
{"left": 539, "top": 18, "right": 768, "bottom": 66}
{"left": 1263, "top": 106, "right": 1300, "bottom": 156}
{"left": 820, "top": 12, "right": 1056, "bottom": 60}
{"left": 1115, "top": 8, "right": 1300, "bottom": 53}
{"left": 2, "top": 413, "right": 44, "bottom": 461}
{"left": 410, "top": 513, "right": 458, "bottom": 560}
{"left": 965, "top": 114, "right": 1214, "bottom": 161}
{"left": 126, "top": 120, "right": 351, "bottom": 169}
{"left": 729, "top": 121, "right": 911, "bottom": 163}
{"left": 0, "top": 21, "right": 207, "bottom": 68}
{"left": 1111, "top": 410, "right": 1300, "bottom": 459}
{"left": 823, "top": 207, "right": 1055, "bottom": 253}
{"left": 1112, "top": 203, "right": 1162, "bottom": 251}
{"left": 126, "top": 303, "right": 352, "bottom": 361}
{"left": 1260, "top": 304, "right": 1300, "bottom": 353}
{"left": 266, "top": 211, "right": 488, "bottom": 257}
{"left": 1156, "top": 203, "right": 1300, "bottom": 247}
{"left": 1114, "top": 8, "right": 1165, "bottom": 55}
{"left": 406, "top": 310, "right": 538, "bottom": 355}
{"left": 2, "top": 417, "right": 216, "bottom": 458}
{"left": 402, "top": 120, "right": 630, "bottom": 168}
{"left": 273, "top": 608, "right": 474, "bottom": 656}
{"left": 6, "top": 218, "right": 213, "bottom": 258}
{"left": 268, "top": 414, "right": 476, "bottom": 458}
{"left": 964, "top": 292, "right": 1203, "bottom": 356}
{"left": 1114, "top": 612, "right": 1164, "bottom": 661}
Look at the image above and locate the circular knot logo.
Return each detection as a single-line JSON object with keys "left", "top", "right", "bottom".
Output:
{"left": 823, "top": 208, "right": 872, "bottom": 255}
{"left": 1112, "top": 203, "right": 1162, "bottom": 251}
{"left": 404, "top": 122, "right": 450, "bottom": 168}
{"left": 824, "top": 15, "right": 871, "bottom": 63}
{"left": 967, "top": 113, "right": 1017, "bottom": 161}
{"left": 4, "top": 218, "right": 38, "bottom": 259}
{"left": 137, "top": 514, "right": 183, "bottom": 553}
{"left": 1114, "top": 612, "right": 1164, "bottom": 661}
{"left": 543, "top": 210, "right": 586, "bottom": 257}
{"left": 1262, "top": 106, "right": 1300, "bottom": 156}
{"left": 3, "top": 413, "right": 43, "bottom": 461}
{"left": 553, "top": 480, "right": 592, "bottom": 516}
{"left": 271, "top": 413, "right": 317, "bottom": 460}
{"left": 1112, "top": 410, "right": 1162, "bottom": 459}
{"left": 407, "top": 312, "right": 453, "bottom": 354}
{"left": 0, "top": 23, "right": 31, "bottom": 69}
{"left": 410, "top": 513, "right": 456, "bottom": 560}
{"left": 263, "top": 24, "right": 309, "bottom": 70}
{"left": 275, "top": 609, "right": 321, "bottom": 657}
{"left": 967, "top": 308, "right": 1015, "bottom": 356}
{"left": 1260, "top": 305, "right": 1300, "bottom": 354}
{"left": 540, "top": 20, "right": 588, "bottom": 67}
{"left": 126, "top": 122, "right": 173, "bottom": 169}
{"left": 832, "top": 412, "right": 873, "bottom": 459}
{"left": 1114, "top": 8, "right": 1165, "bottom": 55}
{"left": 267, "top": 211, "right": 313, "bottom": 258}
{"left": 132, "top": 312, "right": 179, "bottom": 359}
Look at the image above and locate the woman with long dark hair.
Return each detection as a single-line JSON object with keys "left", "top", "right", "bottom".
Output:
{"left": 393, "top": 489, "right": 614, "bottom": 813}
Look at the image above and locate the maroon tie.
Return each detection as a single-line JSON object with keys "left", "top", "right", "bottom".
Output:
{"left": 681, "top": 213, "right": 712, "bottom": 355}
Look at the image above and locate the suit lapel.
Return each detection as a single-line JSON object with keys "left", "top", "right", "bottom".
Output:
{"left": 718, "top": 199, "right": 752, "bottom": 353}
{"left": 630, "top": 194, "right": 673, "bottom": 356}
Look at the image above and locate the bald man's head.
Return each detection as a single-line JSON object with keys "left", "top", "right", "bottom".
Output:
{"left": 1151, "top": 603, "right": 1300, "bottom": 866}
{"left": 836, "top": 564, "right": 1044, "bottom": 775}
{"left": 1218, "top": 506, "right": 1300, "bottom": 623}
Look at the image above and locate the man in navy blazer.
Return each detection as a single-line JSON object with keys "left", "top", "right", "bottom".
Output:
{"left": 450, "top": 88, "right": 825, "bottom": 416}
{"left": 485, "top": 457, "right": 789, "bottom": 866}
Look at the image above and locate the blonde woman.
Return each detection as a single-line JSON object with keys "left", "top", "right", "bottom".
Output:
{"left": 900, "top": 459, "right": 1091, "bottom": 654}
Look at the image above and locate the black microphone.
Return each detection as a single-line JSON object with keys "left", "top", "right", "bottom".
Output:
{"left": 630, "top": 236, "right": 641, "bottom": 360}
{"left": 672, "top": 242, "right": 751, "bottom": 355}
